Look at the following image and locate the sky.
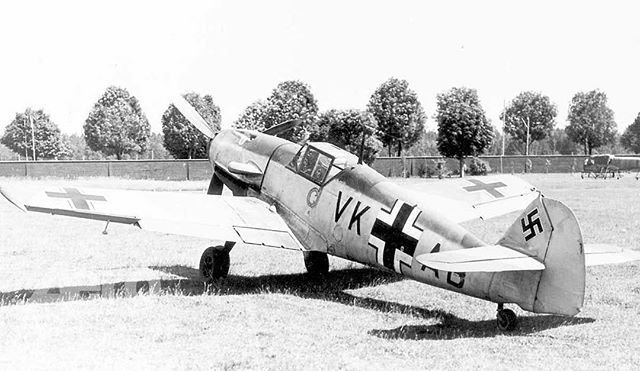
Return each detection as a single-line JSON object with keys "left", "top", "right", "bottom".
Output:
{"left": 0, "top": 0, "right": 639, "bottom": 135}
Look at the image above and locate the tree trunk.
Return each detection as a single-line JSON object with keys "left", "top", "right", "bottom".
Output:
{"left": 459, "top": 158, "right": 465, "bottom": 178}
{"left": 388, "top": 145, "right": 391, "bottom": 157}
{"left": 584, "top": 137, "right": 589, "bottom": 155}
{"left": 397, "top": 141, "right": 402, "bottom": 157}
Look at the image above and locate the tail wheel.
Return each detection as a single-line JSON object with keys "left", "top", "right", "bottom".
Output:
{"left": 303, "top": 251, "right": 329, "bottom": 276}
{"left": 496, "top": 308, "right": 518, "bottom": 331}
{"left": 199, "top": 246, "right": 231, "bottom": 279}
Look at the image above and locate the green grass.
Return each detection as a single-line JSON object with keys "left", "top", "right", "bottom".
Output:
{"left": 1, "top": 174, "right": 640, "bottom": 369}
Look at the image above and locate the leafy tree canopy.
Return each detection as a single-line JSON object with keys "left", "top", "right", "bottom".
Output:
{"left": 1, "top": 108, "right": 71, "bottom": 160}
{"left": 502, "top": 91, "right": 557, "bottom": 153}
{"left": 162, "top": 92, "right": 221, "bottom": 159}
{"left": 144, "top": 132, "right": 172, "bottom": 159}
{"left": 65, "top": 133, "right": 106, "bottom": 160}
{"left": 367, "top": 77, "right": 426, "bottom": 156}
{"left": 621, "top": 113, "right": 640, "bottom": 153}
{"left": 310, "top": 109, "right": 382, "bottom": 165}
{"left": 263, "top": 81, "right": 318, "bottom": 142}
{"left": 83, "top": 86, "right": 151, "bottom": 160}
{"left": 565, "top": 90, "right": 616, "bottom": 155}
{"left": 233, "top": 100, "right": 269, "bottom": 131}
{"left": 404, "top": 130, "right": 440, "bottom": 156}
{"left": 435, "top": 87, "right": 493, "bottom": 176}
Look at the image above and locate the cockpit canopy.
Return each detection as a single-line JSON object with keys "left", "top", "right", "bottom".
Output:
{"left": 287, "top": 142, "right": 359, "bottom": 185}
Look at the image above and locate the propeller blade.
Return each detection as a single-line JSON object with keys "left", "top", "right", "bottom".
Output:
{"left": 262, "top": 119, "right": 301, "bottom": 136}
{"left": 207, "top": 172, "right": 224, "bottom": 195}
{"left": 172, "top": 95, "right": 217, "bottom": 139}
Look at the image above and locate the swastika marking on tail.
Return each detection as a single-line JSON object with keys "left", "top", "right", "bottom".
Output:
{"left": 463, "top": 179, "right": 507, "bottom": 198}
{"left": 521, "top": 208, "right": 543, "bottom": 241}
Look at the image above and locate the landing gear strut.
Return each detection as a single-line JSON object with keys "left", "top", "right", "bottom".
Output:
{"left": 199, "top": 242, "right": 235, "bottom": 280}
{"left": 303, "top": 251, "right": 329, "bottom": 276}
{"left": 496, "top": 303, "right": 518, "bottom": 331}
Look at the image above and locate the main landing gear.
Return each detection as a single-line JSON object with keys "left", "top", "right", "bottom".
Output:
{"left": 303, "top": 251, "right": 329, "bottom": 276}
{"left": 496, "top": 303, "right": 518, "bottom": 331}
{"left": 199, "top": 242, "right": 235, "bottom": 280}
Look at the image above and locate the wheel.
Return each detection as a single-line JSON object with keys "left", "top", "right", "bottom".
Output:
{"left": 496, "top": 308, "right": 518, "bottom": 331}
{"left": 303, "top": 251, "right": 329, "bottom": 276}
{"left": 199, "top": 246, "right": 230, "bottom": 279}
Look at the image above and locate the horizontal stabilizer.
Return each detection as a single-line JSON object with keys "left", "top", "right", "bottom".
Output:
{"left": 415, "top": 245, "right": 545, "bottom": 272}
{"left": 584, "top": 244, "right": 640, "bottom": 266}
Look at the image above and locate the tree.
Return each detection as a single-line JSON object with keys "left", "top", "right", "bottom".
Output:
{"left": 144, "top": 133, "right": 172, "bottom": 159}
{"left": 233, "top": 100, "right": 269, "bottom": 131}
{"left": 621, "top": 113, "right": 640, "bottom": 153}
{"left": 162, "top": 92, "right": 221, "bottom": 159}
{"left": 1, "top": 108, "right": 71, "bottom": 160}
{"left": 404, "top": 130, "right": 440, "bottom": 156}
{"left": 311, "top": 109, "right": 382, "bottom": 165}
{"left": 262, "top": 81, "right": 319, "bottom": 142}
{"left": 84, "top": 86, "right": 151, "bottom": 160}
{"left": 435, "top": 87, "right": 493, "bottom": 176}
{"left": 367, "top": 77, "right": 426, "bottom": 156}
{"left": 502, "top": 91, "right": 557, "bottom": 155}
{"left": 65, "top": 133, "right": 105, "bottom": 160}
{"left": 0, "top": 143, "right": 15, "bottom": 160}
{"left": 565, "top": 90, "right": 616, "bottom": 155}
{"left": 546, "top": 128, "right": 580, "bottom": 155}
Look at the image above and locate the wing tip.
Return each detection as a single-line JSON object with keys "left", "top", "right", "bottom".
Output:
{"left": 0, "top": 186, "right": 27, "bottom": 212}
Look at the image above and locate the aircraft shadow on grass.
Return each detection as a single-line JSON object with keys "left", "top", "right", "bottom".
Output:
{"left": 0, "top": 265, "right": 594, "bottom": 339}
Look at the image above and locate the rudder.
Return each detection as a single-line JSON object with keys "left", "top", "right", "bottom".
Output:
{"left": 491, "top": 195, "right": 585, "bottom": 316}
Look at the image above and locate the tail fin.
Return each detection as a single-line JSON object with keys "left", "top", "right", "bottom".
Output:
{"left": 489, "top": 195, "right": 585, "bottom": 316}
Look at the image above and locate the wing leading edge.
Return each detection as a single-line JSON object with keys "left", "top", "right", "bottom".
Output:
{"left": 0, "top": 185, "right": 302, "bottom": 251}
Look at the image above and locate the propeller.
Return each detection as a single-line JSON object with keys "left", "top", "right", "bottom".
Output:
{"left": 172, "top": 95, "right": 222, "bottom": 194}
{"left": 172, "top": 95, "right": 217, "bottom": 139}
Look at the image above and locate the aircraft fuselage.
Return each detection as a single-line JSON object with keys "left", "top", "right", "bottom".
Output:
{"left": 207, "top": 129, "right": 529, "bottom": 307}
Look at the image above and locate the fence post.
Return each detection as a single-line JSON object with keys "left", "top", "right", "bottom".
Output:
{"left": 107, "top": 162, "right": 111, "bottom": 177}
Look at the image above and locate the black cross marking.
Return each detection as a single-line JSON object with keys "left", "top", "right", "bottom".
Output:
{"left": 370, "top": 202, "right": 420, "bottom": 271}
{"left": 463, "top": 179, "right": 507, "bottom": 198}
{"left": 46, "top": 188, "right": 106, "bottom": 210}
{"left": 521, "top": 208, "right": 543, "bottom": 241}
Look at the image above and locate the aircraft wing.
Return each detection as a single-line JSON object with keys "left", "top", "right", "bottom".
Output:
{"left": 415, "top": 245, "right": 545, "bottom": 272}
{"left": 400, "top": 175, "right": 540, "bottom": 223}
{"left": 0, "top": 185, "right": 302, "bottom": 250}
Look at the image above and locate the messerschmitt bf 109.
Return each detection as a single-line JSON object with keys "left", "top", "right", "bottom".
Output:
{"left": 582, "top": 154, "right": 640, "bottom": 179}
{"left": 2, "top": 97, "right": 638, "bottom": 331}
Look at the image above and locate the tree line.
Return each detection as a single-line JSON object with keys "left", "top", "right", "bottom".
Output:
{"left": 2, "top": 80, "right": 640, "bottom": 169}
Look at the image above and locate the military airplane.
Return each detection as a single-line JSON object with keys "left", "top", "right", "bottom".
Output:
{"left": 2, "top": 97, "right": 639, "bottom": 331}
{"left": 582, "top": 154, "right": 640, "bottom": 179}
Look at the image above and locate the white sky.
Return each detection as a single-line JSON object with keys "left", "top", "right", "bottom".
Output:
{"left": 0, "top": 0, "right": 638, "bottom": 135}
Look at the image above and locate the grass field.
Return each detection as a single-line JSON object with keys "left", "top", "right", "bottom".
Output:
{"left": 1, "top": 174, "right": 639, "bottom": 369}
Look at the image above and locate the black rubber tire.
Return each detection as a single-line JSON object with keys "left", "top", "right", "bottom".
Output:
{"left": 496, "top": 308, "right": 518, "bottom": 331}
{"left": 199, "top": 246, "right": 230, "bottom": 279}
{"left": 303, "top": 251, "right": 329, "bottom": 276}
